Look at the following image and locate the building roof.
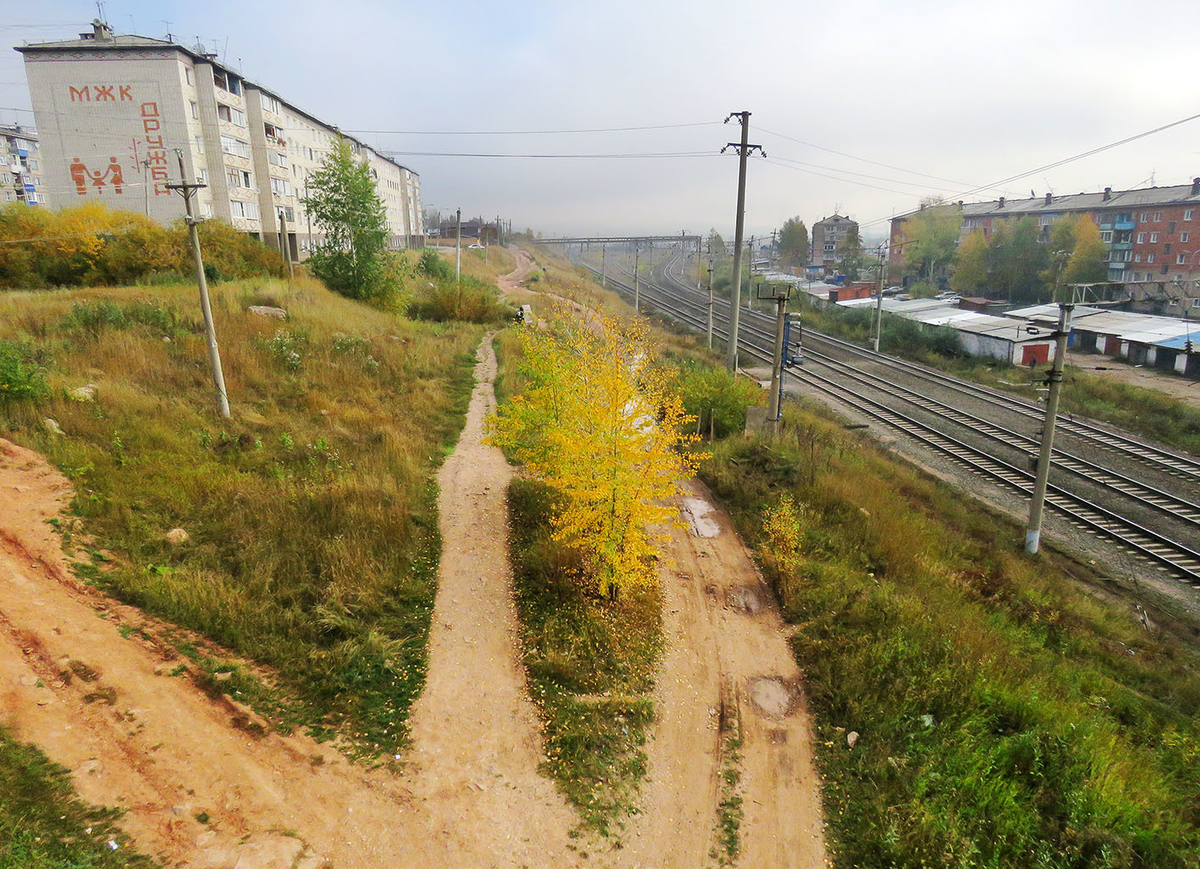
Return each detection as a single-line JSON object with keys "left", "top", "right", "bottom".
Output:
{"left": 894, "top": 182, "right": 1200, "bottom": 223}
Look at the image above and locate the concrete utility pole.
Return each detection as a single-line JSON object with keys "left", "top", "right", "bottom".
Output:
{"left": 722, "top": 110, "right": 763, "bottom": 372}
{"left": 454, "top": 207, "right": 462, "bottom": 282}
{"left": 873, "top": 243, "right": 887, "bottom": 352}
{"left": 633, "top": 243, "right": 640, "bottom": 312}
{"left": 1025, "top": 302, "right": 1074, "bottom": 555}
{"left": 167, "top": 149, "right": 230, "bottom": 420}
{"left": 277, "top": 208, "right": 294, "bottom": 285}
{"left": 707, "top": 263, "right": 715, "bottom": 349}
{"left": 601, "top": 244, "right": 607, "bottom": 286}
{"left": 746, "top": 236, "right": 755, "bottom": 311}
{"left": 142, "top": 157, "right": 150, "bottom": 216}
{"left": 765, "top": 283, "right": 792, "bottom": 423}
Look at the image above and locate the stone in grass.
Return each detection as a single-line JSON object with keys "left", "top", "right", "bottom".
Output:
{"left": 846, "top": 730, "right": 859, "bottom": 749}
{"left": 165, "top": 528, "right": 190, "bottom": 546}
{"left": 248, "top": 305, "right": 288, "bottom": 320}
{"left": 69, "top": 384, "right": 98, "bottom": 402}
{"left": 43, "top": 418, "right": 65, "bottom": 436}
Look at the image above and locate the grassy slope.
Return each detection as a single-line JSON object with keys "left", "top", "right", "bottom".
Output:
{"left": 0, "top": 275, "right": 483, "bottom": 756}
{"left": 801, "top": 300, "right": 1200, "bottom": 455}
{"left": 702, "top": 400, "right": 1200, "bottom": 869}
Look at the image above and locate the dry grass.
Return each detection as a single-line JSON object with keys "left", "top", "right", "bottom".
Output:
{"left": 0, "top": 274, "right": 484, "bottom": 755}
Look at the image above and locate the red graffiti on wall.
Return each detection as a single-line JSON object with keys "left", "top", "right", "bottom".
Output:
{"left": 69, "top": 157, "right": 124, "bottom": 195}
{"left": 141, "top": 102, "right": 169, "bottom": 195}
{"left": 68, "top": 85, "right": 134, "bottom": 102}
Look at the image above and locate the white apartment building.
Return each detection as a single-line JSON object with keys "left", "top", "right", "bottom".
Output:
{"left": 16, "top": 20, "right": 423, "bottom": 256}
{"left": 1, "top": 123, "right": 43, "bottom": 206}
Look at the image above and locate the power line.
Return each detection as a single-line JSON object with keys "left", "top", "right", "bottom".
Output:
{"left": 342, "top": 121, "right": 721, "bottom": 136}
{"left": 378, "top": 150, "right": 719, "bottom": 159}
{"left": 758, "top": 126, "right": 978, "bottom": 188}
{"left": 767, "top": 154, "right": 955, "bottom": 193}
{"left": 762, "top": 157, "right": 923, "bottom": 197}
{"left": 858, "top": 108, "right": 1200, "bottom": 229}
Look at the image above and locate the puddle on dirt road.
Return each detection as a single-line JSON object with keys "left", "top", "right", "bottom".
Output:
{"left": 682, "top": 498, "right": 720, "bottom": 538}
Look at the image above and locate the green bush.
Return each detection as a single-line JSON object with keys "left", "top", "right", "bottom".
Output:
{"left": 408, "top": 275, "right": 513, "bottom": 324}
{"left": 0, "top": 340, "right": 46, "bottom": 407}
{"left": 673, "top": 360, "right": 761, "bottom": 438}
{"left": 418, "top": 248, "right": 452, "bottom": 280}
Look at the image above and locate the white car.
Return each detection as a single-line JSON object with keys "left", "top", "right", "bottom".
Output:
{"left": 468, "top": 243, "right": 484, "bottom": 249}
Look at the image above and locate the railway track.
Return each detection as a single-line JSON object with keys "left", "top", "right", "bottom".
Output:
{"left": 577, "top": 256, "right": 1200, "bottom": 587}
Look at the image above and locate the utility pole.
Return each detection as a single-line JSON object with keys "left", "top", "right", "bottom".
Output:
{"left": 166, "top": 149, "right": 230, "bottom": 420}
{"left": 142, "top": 157, "right": 150, "bottom": 216}
{"left": 706, "top": 263, "right": 715, "bottom": 349}
{"left": 873, "top": 243, "right": 887, "bottom": 352}
{"left": 454, "top": 207, "right": 462, "bottom": 282}
{"left": 746, "top": 235, "right": 755, "bottom": 310}
{"left": 1025, "top": 302, "right": 1074, "bottom": 555}
{"left": 634, "top": 242, "right": 640, "bottom": 312}
{"left": 601, "top": 244, "right": 607, "bottom": 286}
{"left": 763, "top": 283, "right": 792, "bottom": 424}
{"left": 277, "top": 208, "right": 294, "bottom": 285}
{"left": 721, "top": 111, "right": 763, "bottom": 372}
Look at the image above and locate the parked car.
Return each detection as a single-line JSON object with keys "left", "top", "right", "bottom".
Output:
{"left": 468, "top": 243, "right": 484, "bottom": 249}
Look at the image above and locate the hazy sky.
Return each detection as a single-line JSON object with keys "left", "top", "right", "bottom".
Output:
{"left": 5, "top": 0, "right": 1200, "bottom": 242}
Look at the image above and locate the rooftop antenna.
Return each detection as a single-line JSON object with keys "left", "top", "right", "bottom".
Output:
{"left": 124, "top": 13, "right": 135, "bottom": 34}
{"left": 221, "top": 36, "right": 229, "bottom": 64}
{"left": 162, "top": 20, "right": 173, "bottom": 42}
{"left": 95, "top": 1, "right": 108, "bottom": 25}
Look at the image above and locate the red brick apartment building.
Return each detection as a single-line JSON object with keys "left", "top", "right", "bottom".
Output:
{"left": 889, "top": 179, "right": 1200, "bottom": 313}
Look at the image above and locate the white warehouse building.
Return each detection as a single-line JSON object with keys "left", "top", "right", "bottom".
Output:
{"left": 16, "top": 20, "right": 423, "bottom": 256}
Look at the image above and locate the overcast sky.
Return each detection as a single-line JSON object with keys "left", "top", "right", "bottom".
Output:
{"left": 4, "top": 0, "right": 1200, "bottom": 242}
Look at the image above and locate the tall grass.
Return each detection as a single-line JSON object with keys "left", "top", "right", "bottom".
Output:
{"left": 0, "top": 275, "right": 483, "bottom": 755}
{"left": 701, "top": 405, "right": 1200, "bottom": 868}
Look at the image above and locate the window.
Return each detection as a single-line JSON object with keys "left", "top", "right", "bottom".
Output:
{"left": 185, "top": 67, "right": 193, "bottom": 86}
{"left": 262, "top": 95, "right": 281, "bottom": 115}
{"left": 201, "top": 201, "right": 213, "bottom": 218}
{"left": 1100, "top": 230, "right": 1113, "bottom": 242}
{"left": 1151, "top": 232, "right": 1159, "bottom": 242}
{"left": 1186, "top": 209, "right": 1195, "bottom": 221}
{"left": 1169, "top": 221, "right": 1177, "bottom": 233}
{"left": 213, "top": 70, "right": 228, "bottom": 91}
{"left": 1148, "top": 254, "right": 1156, "bottom": 263}
{"left": 230, "top": 200, "right": 259, "bottom": 219}
{"left": 220, "top": 136, "right": 251, "bottom": 158}
{"left": 1141, "top": 212, "right": 1149, "bottom": 222}
{"left": 197, "top": 168, "right": 208, "bottom": 184}
{"left": 1183, "top": 232, "right": 1191, "bottom": 243}
{"left": 226, "top": 168, "right": 251, "bottom": 188}
{"left": 217, "top": 104, "right": 245, "bottom": 126}
{"left": 1192, "top": 299, "right": 1199, "bottom": 308}
{"left": 190, "top": 101, "right": 199, "bottom": 120}
{"left": 283, "top": 206, "right": 295, "bottom": 222}
{"left": 1137, "top": 232, "right": 1146, "bottom": 243}
{"left": 1177, "top": 254, "right": 1187, "bottom": 265}
{"left": 28, "top": 159, "right": 37, "bottom": 171}
{"left": 194, "top": 135, "right": 204, "bottom": 153}
{"left": 1153, "top": 211, "right": 1163, "bottom": 221}
{"left": 268, "top": 150, "right": 288, "bottom": 168}
{"left": 270, "top": 177, "right": 291, "bottom": 196}
{"left": 1165, "top": 243, "right": 1173, "bottom": 254}
{"left": 1134, "top": 253, "right": 1142, "bottom": 262}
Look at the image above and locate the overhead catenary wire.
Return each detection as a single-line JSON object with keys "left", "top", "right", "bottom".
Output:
{"left": 343, "top": 121, "right": 722, "bottom": 135}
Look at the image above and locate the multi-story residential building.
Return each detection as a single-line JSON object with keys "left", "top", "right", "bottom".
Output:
{"left": 1, "top": 123, "right": 43, "bottom": 206}
{"left": 889, "top": 179, "right": 1200, "bottom": 311}
{"left": 810, "top": 214, "right": 857, "bottom": 270}
{"left": 16, "top": 20, "right": 423, "bottom": 256}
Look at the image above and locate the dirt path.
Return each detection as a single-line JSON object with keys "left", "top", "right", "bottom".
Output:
{"left": 615, "top": 483, "right": 828, "bottom": 868}
{"left": 498, "top": 247, "right": 538, "bottom": 294}
{"left": 400, "top": 334, "right": 584, "bottom": 867}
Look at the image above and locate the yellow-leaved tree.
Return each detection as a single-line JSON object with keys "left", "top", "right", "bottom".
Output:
{"left": 489, "top": 313, "right": 699, "bottom": 596}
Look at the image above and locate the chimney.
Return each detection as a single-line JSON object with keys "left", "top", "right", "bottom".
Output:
{"left": 998, "top": 196, "right": 1005, "bottom": 209}
{"left": 1103, "top": 187, "right": 1112, "bottom": 201}
{"left": 1192, "top": 177, "right": 1200, "bottom": 196}
{"left": 1044, "top": 192, "right": 1053, "bottom": 205}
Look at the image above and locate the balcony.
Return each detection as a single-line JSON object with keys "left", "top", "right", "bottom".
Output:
{"left": 1114, "top": 220, "right": 1136, "bottom": 231}
{"left": 1107, "top": 261, "right": 1127, "bottom": 270}
{"left": 1110, "top": 242, "right": 1132, "bottom": 251}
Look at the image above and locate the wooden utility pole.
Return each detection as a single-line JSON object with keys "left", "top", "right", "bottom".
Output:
{"left": 166, "top": 149, "right": 230, "bottom": 419}
{"left": 765, "top": 283, "right": 792, "bottom": 423}
{"left": 454, "top": 207, "right": 462, "bottom": 282}
{"left": 1025, "top": 302, "right": 1074, "bottom": 555}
